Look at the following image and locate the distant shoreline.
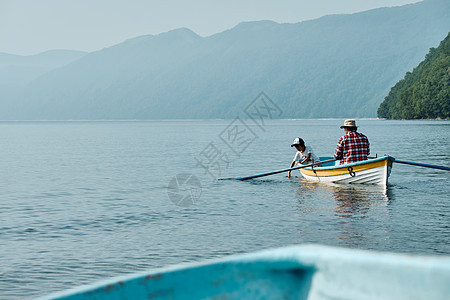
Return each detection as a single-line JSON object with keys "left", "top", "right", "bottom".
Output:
{"left": 377, "top": 118, "right": 450, "bottom": 121}
{"left": 0, "top": 118, "right": 449, "bottom": 122}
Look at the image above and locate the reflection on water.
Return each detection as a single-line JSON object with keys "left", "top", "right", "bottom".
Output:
{"left": 293, "top": 179, "right": 394, "bottom": 248}
{"left": 295, "top": 179, "right": 392, "bottom": 210}
{"left": 331, "top": 184, "right": 390, "bottom": 218}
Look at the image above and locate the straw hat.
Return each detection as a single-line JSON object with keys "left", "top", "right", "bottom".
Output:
{"left": 340, "top": 119, "right": 358, "bottom": 128}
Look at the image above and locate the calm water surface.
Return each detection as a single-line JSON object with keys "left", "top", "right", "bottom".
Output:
{"left": 0, "top": 119, "right": 449, "bottom": 299}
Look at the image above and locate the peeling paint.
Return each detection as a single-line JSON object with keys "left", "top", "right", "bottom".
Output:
{"left": 104, "top": 284, "right": 116, "bottom": 292}
{"left": 145, "top": 274, "right": 162, "bottom": 281}
{"left": 147, "top": 288, "right": 174, "bottom": 299}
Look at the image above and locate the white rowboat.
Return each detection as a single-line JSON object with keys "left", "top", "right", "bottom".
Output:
{"left": 299, "top": 156, "right": 394, "bottom": 185}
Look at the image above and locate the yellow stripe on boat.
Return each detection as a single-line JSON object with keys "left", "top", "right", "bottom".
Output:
{"left": 301, "top": 159, "right": 387, "bottom": 177}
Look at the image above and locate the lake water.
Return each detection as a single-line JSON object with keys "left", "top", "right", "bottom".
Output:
{"left": 1, "top": 119, "right": 449, "bottom": 299}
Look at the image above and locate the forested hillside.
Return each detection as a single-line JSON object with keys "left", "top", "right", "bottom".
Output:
{"left": 378, "top": 32, "right": 450, "bottom": 119}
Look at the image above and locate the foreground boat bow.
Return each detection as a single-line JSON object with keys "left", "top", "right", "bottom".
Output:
{"left": 38, "top": 245, "right": 450, "bottom": 300}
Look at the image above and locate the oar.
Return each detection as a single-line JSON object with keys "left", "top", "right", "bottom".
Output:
{"left": 235, "top": 158, "right": 337, "bottom": 181}
{"left": 394, "top": 159, "right": 450, "bottom": 171}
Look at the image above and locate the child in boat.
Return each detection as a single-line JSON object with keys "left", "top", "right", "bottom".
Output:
{"left": 288, "top": 137, "right": 319, "bottom": 178}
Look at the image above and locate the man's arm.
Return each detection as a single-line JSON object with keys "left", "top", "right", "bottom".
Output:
{"left": 334, "top": 137, "right": 344, "bottom": 160}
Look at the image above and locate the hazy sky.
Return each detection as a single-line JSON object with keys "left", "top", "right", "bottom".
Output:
{"left": 1, "top": 0, "right": 420, "bottom": 55}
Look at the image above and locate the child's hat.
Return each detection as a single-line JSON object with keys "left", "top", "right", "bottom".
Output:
{"left": 291, "top": 137, "right": 303, "bottom": 147}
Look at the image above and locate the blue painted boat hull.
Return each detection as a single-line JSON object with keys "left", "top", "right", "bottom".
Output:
{"left": 38, "top": 245, "right": 450, "bottom": 300}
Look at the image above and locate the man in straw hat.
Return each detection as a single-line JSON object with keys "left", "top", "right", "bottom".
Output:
{"left": 334, "top": 119, "right": 370, "bottom": 165}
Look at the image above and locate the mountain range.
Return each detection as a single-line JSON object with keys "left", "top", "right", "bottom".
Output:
{"left": 0, "top": 50, "right": 86, "bottom": 111}
{"left": 1, "top": 0, "right": 450, "bottom": 120}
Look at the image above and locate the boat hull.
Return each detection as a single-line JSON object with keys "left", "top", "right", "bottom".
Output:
{"left": 38, "top": 245, "right": 450, "bottom": 300}
{"left": 300, "top": 156, "right": 394, "bottom": 185}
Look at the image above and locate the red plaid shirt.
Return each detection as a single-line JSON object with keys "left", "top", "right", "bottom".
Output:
{"left": 334, "top": 131, "right": 370, "bottom": 164}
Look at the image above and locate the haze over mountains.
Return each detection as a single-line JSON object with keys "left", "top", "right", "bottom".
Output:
{"left": 0, "top": 50, "right": 86, "bottom": 108}
{"left": 1, "top": 0, "right": 449, "bottom": 120}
